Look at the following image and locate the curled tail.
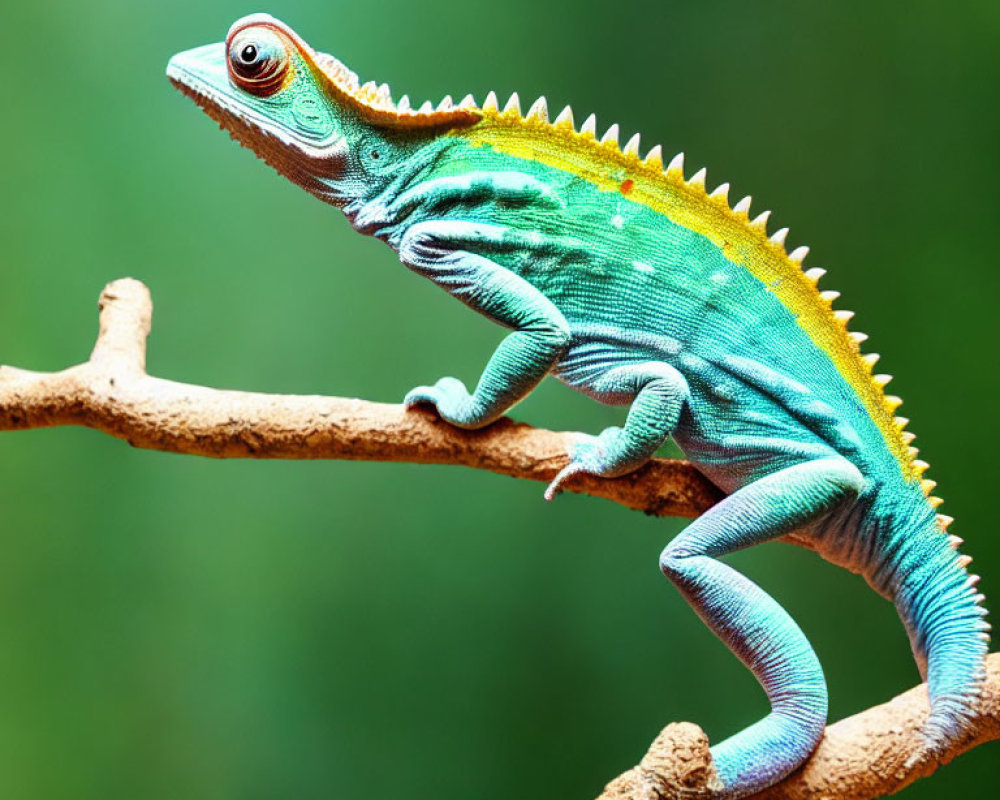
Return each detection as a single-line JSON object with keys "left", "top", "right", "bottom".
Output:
{"left": 888, "top": 503, "right": 990, "bottom": 750}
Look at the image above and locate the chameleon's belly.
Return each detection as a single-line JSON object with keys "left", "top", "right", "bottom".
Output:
{"left": 554, "top": 326, "right": 859, "bottom": 493}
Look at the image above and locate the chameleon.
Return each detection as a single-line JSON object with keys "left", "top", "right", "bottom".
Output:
{"left": 167, "top": 14, "right": 990, "bottom": 798}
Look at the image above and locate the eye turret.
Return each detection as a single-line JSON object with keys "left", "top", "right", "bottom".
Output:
{"left": 227, "top": 27, "right": 289, "bottom": 96}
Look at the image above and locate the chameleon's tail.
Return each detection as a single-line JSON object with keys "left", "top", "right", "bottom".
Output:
{"left": 890, "top": 506, "right": 990, "bottom": 750}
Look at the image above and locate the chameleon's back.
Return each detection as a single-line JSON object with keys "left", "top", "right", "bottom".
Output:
{"left": 399, "top": 114, "right": 912, "bottom": 489}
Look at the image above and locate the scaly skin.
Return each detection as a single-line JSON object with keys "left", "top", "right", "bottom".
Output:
{"left": 167, "top": 14, "right": 990, "bottom": 798}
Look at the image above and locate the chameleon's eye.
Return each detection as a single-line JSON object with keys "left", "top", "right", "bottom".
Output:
{"left": 228, "top": 28, "right": 289, "bottom": 96}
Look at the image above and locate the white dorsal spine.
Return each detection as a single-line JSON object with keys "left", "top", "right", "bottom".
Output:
{"left": 503, "top": 92, "right": 521, "bottom": 114}
{"left": 554, "top": 105, "right": 574, "bottom": 127}
{"left": 666, "top": 152, "right": 685, "bottom": 178}
{"left": 644, "top": 144, "right": 663, "bottom": 168}
{"left": 624, "top": 133, "right": 642, "bottom": 156}
{"left": 751, "top": 209, "right": 771, "bottom": 231}
{"left": 770, "top": 227, "right": 789, "bottom": 246}
{"left": 483, "top": 91, "right": 499, "bottom": 111}
{"left": 710, "top": 183, "right": 730, "bottom": 202}
{"left": 689, "top": 167, "right": 707, "bottom": 188}
{"left": 733, "top": 196, "right": 752, "bottom": 215}
{"left": 527, "top": 96, "right": 548, "bottom": 121}
{"left": 601, "top": 123, "right": 620, "bottom": 146}
{"left": 580, "top": 114, "right": 597, "bottom": 137}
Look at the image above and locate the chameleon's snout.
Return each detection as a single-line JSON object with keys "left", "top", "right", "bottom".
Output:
{"left": 166, "top": 43, "right": 228, "bottom": 100}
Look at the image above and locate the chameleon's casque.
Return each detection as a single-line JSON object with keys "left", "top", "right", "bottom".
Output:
{"left": 168, "top": 14, "right": 990, "bottom": 798}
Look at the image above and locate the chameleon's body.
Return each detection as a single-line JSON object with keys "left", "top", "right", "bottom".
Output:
{"left": 168, "top": 15, "right": 989, "bottom": 797}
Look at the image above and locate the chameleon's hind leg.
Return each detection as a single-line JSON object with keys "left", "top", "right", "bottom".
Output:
{"left": 545, "top": 360, "right": 690, "bottom": 499}
{"left": 659, "top": 457, "right": 863, "bottom": 798}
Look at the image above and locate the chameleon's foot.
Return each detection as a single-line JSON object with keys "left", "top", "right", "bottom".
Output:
{"left": 902, "top": 733, "right": 949, "bottom": 772}
{"left": 903, "top": 711, "right": 972, "bottom": 770}
{"left": 544, "top": 426, "right": 638, "bottom": 501}
{"left": 903, "top": 743, "right": 933, "bottom": 772}
{"left": 404, "top": 376, "right": 485, "bottom": 429}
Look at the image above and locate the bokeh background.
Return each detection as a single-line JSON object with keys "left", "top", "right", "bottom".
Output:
{"left": 1, "top": 1, "right": 997, "bottom": 797}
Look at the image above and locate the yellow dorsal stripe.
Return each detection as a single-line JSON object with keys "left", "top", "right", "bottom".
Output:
{"left": 460, "top": 109, "right": 918, "bottom": 481}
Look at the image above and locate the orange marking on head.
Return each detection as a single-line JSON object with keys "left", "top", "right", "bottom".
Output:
{"left": 620, "top": 179, "right": 635, "bottom": 194}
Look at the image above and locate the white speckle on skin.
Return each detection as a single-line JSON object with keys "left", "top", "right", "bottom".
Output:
{"left": 662, "top": 337, "right": 681, "bottom": 355}
{"left": 611, "top": 214, "right": 625, "bottom": 229}
{"left": 711, "top": 272, "right": 728, "bottom": 284}
{"left": 712, "top": 384, "right": 735, "bottom": 402}
{"left": 680, "top": 352, "right": 701, "bottom": 370}
{"left": 632, "top": 260, "right": 654, "bottom": 274}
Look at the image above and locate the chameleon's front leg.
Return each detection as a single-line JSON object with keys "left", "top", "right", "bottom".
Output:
{"left": 398, "top": 221, "right": 571, "bottom": 428}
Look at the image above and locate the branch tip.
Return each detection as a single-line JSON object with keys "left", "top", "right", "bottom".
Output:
{"left": 90, "top": 277, "right": 152, "bottom": 372}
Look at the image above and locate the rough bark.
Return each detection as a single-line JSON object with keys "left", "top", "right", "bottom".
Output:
{"left": 1, "top": 278, "right": 996, "bottom": 800}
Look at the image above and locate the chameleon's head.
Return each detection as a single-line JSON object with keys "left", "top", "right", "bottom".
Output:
{"left": 167, "top": 14, "right": 480, "bottom": 207}
{"left": 167, "top": 14, "right": 348, "bottom": 201}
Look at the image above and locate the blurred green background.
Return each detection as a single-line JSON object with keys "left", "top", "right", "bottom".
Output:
{"left": 1, "top": 1, "right": 997, "bottom": 797}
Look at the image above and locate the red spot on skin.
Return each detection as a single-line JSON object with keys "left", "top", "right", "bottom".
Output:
{"left": 620, "top": 179, "right": 634, "bottom": 194}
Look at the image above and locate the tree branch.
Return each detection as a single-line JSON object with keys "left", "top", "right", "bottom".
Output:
{"left": 0, "top": 278, "right": 721, "bottom": 518}
{"left": 1, "top": 279, "right": 995, "bottom": 799}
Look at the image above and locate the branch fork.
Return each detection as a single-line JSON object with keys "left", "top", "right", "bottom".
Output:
{"left": 1, "top": 279, "right": 996, "bottom": 800}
